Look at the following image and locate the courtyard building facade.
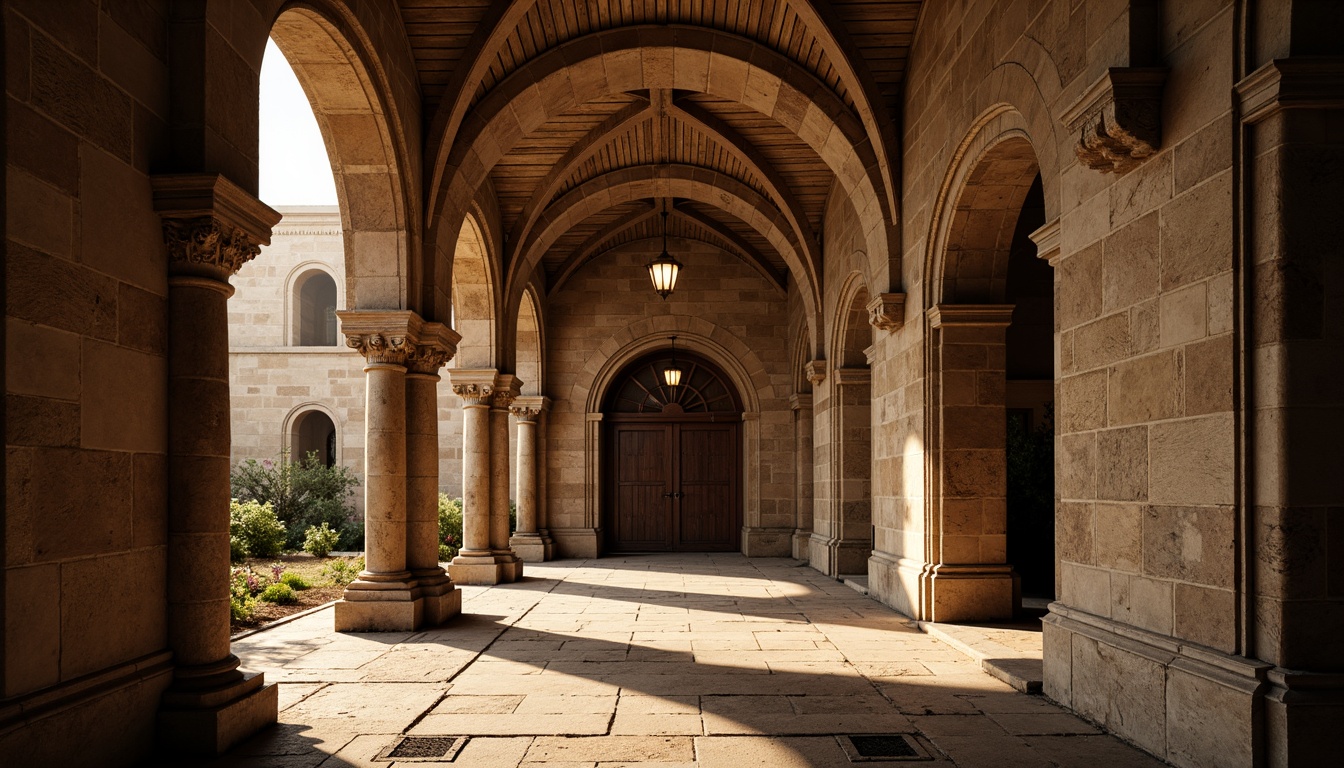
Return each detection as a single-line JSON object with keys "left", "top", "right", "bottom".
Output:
{"left": 3, "top": 1, "right": 1341, "bottom": 766}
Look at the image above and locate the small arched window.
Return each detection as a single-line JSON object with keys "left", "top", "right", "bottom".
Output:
{"left": 291, "top": 410, "right": 337, "bottom": 467}
{"left": 295, "top": 271, "right": 338, "bottom": 346}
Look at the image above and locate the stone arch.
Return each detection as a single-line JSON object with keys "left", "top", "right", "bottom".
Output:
{"left": 282, "top": 402, "right": 343, "bottom": 467}
{"left": 574, "top": 317, "right": 771, "bottom": 555}
{"left": 832, "top": 272, "right": 875, "bottom": 368}
{"left": 269, "top": 5, "right": 416, "bottom": 312}
{"left": 504, "top": 165, "right": 823, "bottom": 364}
{"left": 515, "top": 285, "right": 545, "bottom": 397}
{"left": 426, "top": 26, "right": 896, "bottom": 323}
{"left": 450, "top": 211, "right": 498, "bottom": 369}
{"left": 283, "top": 261, "right": 344, "bottom": 346}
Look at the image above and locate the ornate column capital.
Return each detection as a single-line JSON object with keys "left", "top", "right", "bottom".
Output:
{"left": 336, "top": 310, "right": 459, "bottom": 368}
{"left": 450, "top": 369, "right": 501, "bottom": 407}
{"left": 405, "top": 322, "right": 462, "bottom": 375}
{"left": 152, "top": 174, "right": 281, "bottom": 282}
{"left": 511, "top": 396, "right": 551, "bottom": 423}
{"left": 803, "top": 360, "right": 827, "bottom": 386}
{"left": 866, "top": 292, "right": 906, "bottom": 331}
{"left": 491, "top": 374, "right": 522, "bottom": 411}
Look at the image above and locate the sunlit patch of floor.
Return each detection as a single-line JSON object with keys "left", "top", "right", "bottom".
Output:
{"left": 200, "top": 555, "right": 1164, "bottom": 767}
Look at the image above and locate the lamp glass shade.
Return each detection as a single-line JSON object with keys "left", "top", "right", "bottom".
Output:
{"left": 662, "top": 364, "right": 683, "bottom": 387}
{"left": 646, "top": 251, "right": 682, "bottom": 298}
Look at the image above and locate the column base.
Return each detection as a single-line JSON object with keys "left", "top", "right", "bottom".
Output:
{"left": 412, "top": 570, "right": 462, "bottom": 626}
{"left": 158, "top": 671, "right": 277, "bottom": 755}
{"left": 792, "top": 530, "right": 811, "bottom": 560}
{"left": 922, "top": 563, "right": 1013, "bottom": 622}
{"left": 334, "top": 574, "right": 455, "bottom": 632}
{"left": 510, "top": 533, "right": 553, "bottom": 562}
{"left": 495, "top": 551, "right": 524, "bottom": 582}
{"left": 807, "top": 534, "right": 872, "bottom": 578}
{"left": 448, "top": 552, "right": 506, "bottom": 585}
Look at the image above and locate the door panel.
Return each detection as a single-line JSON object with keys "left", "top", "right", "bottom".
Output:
{"left": 606, "top": 421, "right": 739, "bottom": 553}
{"left": 611, "top": 426, "right": 672, "bottom": 550}
{"left": 677, "top": 425, "right": 737, "bottom": 550}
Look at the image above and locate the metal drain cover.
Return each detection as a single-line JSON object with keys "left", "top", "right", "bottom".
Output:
{"left": 838, "top": 734, "right": 933, "bottom": 762}
{"left": 374, "top": 736, "right": 467, "bottom": 762}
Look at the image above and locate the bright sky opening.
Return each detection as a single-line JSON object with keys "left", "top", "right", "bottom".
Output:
{"left": 259, "top": 38, "right": 338, "bottom": 206}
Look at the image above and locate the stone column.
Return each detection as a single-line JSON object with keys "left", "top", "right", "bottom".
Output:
{"left": 448, "top": 369, "right": 505, "bottom": 585}
{"left": 491, "top": 376, "right": 524, "bottom": 581}
{"left": 152, "top": 174, "right": 280, "bottom": 754}
{"left": 923, "top": 304, "right": 1015, "bottom": 622}
{"left": 404, "top": 323, "right": 463, "bottom": 626}
{"left": 791, "top": 393, "right": 815, "bottom": 561}
{"left": 330, "top": 309, "right": 456, "bottom": 634}
{"left": 510, "top": 396, "right": 553, "bottom": 561}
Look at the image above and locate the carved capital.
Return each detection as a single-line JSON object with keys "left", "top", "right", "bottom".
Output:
{"left": 404, "top": 323, "right": 460, "bottom": 375}
{"left": 866, "top": 292, "right": 906, "bottom": 331}
{"left": 492, "top": 389, "right": 518, "bottom": 410}
{"left": 152, "top": 174, "right": 280, "bottom": 281}
{"left": 803, "top": 360, "right": 826, "bottom": 386}
{"left": 452, "top": 383, "right": 495, "bottom": 407}
{"left": 345, "top": 333, "right": 412, "bottom": 365}
{"left": 510, "top": 405, "right": 542, "bottom": 422}
{"left": 1063, "top": 68, "right": 1167, "bottom": 174}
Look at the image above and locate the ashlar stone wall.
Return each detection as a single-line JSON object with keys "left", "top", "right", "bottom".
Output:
{"left": 544, "top": 240, "right": 794, "bottom": 558}
{"left": 229, "top": 207, "right": 466, "bottom": 511}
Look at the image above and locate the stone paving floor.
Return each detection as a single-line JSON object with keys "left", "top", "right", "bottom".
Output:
{"left": 197, "top": 555, "right": 1166, "bottom": 767}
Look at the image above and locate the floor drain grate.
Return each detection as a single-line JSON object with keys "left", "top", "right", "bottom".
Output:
{"left": 374, "top": 736, "right": 467, "bottom": 762}
{"left": 839, "top": 734, "right": 932, "bottom": 762}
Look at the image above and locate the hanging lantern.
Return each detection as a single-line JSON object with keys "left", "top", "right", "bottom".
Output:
{"left": 662, "top": 335, "right": 683, "bottom": 387}
{"left": 647, "top": 210, "right": 682, "bottom": 299}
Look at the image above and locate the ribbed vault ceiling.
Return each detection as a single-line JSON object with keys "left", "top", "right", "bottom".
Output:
{"left": 398, "top": 0, "right": 922, "bottom": 298}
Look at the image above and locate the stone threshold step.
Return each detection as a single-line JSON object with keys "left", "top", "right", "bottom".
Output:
{"left": 916, "top": 620, "right": 1044, "bottom": 695}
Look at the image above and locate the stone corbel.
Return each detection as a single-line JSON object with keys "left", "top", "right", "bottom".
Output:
{"left": 866, "top": 292, "right": 906, "bottom": 331}
{"left": 1029, "top": 219, "right": 1062, "bottom": 266}
{"left": 803, "top": 360, "right": 826, "bottom": 386}
{"left": 152, "top": 174, "right": 281, "bottom": 281}
{"left": 1062, "top": 68, "right": 1168, "bottom": 174}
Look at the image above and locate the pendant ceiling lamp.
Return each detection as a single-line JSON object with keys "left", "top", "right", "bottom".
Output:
{"left": 646, "top": 208, "right": 683, "bottom": 299}
{"left": 663, "top": 336, "right": 683, "bottom": 387}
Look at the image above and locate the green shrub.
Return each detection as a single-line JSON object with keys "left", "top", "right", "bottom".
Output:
{"left": 437, "top": 495, "right": 463, "bottom": 561}
{"left": 229, "top": 499, "right": 287, "bottom": 559}
{"left": 321, "top": 556, "right": 364, "bottom": 587}
{"left": 229, "top": 533, "right": 248, "bottom": 564}
{"left": 258, "top": 583, "right": 297, "bottom": 604}
{"left": 303, "top": 522, "right": 342, "bottom": 558}
{"left": 229, "top": 567, "right": 258, "bottom": 621}
{"left": 279, "top": 572, "right": 310, "bottom": 590}
{"left": 231, "top": 451, "right": 363, "bottom": 551}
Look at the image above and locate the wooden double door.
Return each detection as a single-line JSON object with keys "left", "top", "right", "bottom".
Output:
{"left": 605, "top": 419, "right": 740, "bottom": 552}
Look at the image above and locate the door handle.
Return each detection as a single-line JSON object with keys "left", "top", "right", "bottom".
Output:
{"left": 663, "top": 491, "right": 674, "bottom": 499}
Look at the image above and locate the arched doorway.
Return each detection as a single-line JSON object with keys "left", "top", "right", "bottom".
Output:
{"left": 291, "top": 409, "right": 337, "bottom": 467}
{"left": 602, "top": 349, "right": 742, "bottom": 553}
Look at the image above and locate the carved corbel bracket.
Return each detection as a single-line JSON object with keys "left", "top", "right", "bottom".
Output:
{"left": 803, "top": 360, "right": 826, "bottom": 386}
{"left": 1062, "top": 68, "right": 1168, "bottom": 174}
{"left": 866, "top": 292, "right": 906, "bottom": 331}
{"left": 152, "top": 174, "right": 281, "bottom": 281}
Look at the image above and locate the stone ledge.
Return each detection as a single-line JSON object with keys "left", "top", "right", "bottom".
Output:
{"left": 917, "top": 620, "right": 1043, "bottom": 694}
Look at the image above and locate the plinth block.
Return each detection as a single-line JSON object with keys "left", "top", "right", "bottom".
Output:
{"left": 157, "top": 673, "right": 277, "bottom": 755}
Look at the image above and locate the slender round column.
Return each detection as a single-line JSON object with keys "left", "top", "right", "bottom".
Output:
{"left": 489, "top": 396, "right": 513, "bottom": 552}
{"left": 513, "top": 411, "right": 539, "bottom": 536}
{"left": 405, "top": 366, "right": 443, "bottom": 575}
{"left": 358, "top": 357, "right": 410, "bottom": 580}
{"left": 457, "top": 387, "right": 494, "bottom": 557}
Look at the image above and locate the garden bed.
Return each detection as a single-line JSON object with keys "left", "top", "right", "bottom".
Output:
{"left": 229, "top": 553, "right": 360, "bottom": 635}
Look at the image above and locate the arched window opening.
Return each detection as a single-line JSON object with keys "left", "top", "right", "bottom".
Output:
{"left": 292, "top": 410, "right": 337, "bottom": 467}
{"left": 295, "top": 271, "right": 338, "bottom": 346}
